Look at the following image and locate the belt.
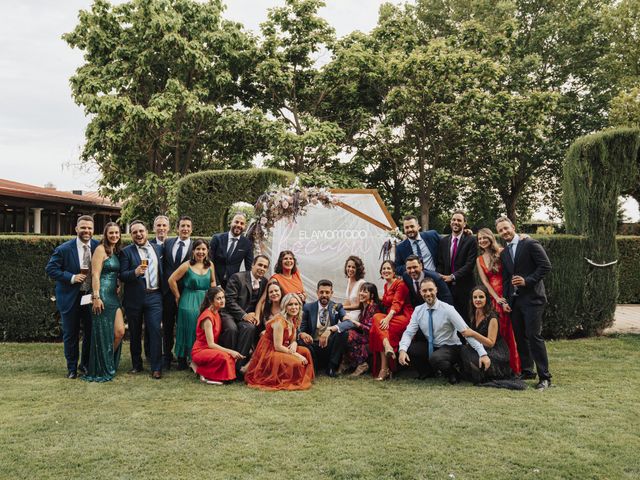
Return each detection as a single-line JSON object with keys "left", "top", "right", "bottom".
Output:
{"left": 145, "top": 288, "right": 160, "bottom": 293}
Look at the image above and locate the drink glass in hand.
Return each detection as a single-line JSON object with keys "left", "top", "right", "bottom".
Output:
{"left": 141, "top": 258, "right": 149, "bottom": 267}
{"left": 80, "top": 265, "right": 89, "bottom": 275}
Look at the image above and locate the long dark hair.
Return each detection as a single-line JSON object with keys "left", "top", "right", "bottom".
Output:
{"left": 358, "top": 282, "right": 382, "bottom": 312}
{"left": 468, "top": 285, "right": 495, "bottom": 326}
{"left": 344, "top": 255, "right": 365, "bottom": 280}
{"left": 379, "top": 259, "right": 396, "bottom": 278}
{"left": 275, "top": 250, "right": 298, "bottom": 274}
{"left": 262, "top": 279, "right": 284, "bottom": 323}
{"left": 199, "top": 286, "right": 224, "bottom": 314}
{"left": 189, "top": 238, "right": 212, "bottom": 267}
{"left": 100, "top": 222, "right": 122, "bottom": 256}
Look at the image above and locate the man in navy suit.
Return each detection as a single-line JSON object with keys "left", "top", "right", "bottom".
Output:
{"left": 209, "top": 213, "right": 253, "bottom": 289}
{"left": 299, "top": 280, "right": 351, "bottom": 377}
{"left": 161, "top": 215, "right": 193, "bottom": 370}
{"left": 437, "top": 211, "right": 478, "bottom": 320}
{"left": 46, "top": 215, "right": 99, "bottom": 378}
{"left": 497, "top": 216, "right": 552, "bottom": 390}
{"left": 120, "top": 220, "right": 164, "bottom": 379}
{"left": 403, "top": 255, "right": 453, "bottom": 307}
{"left": 395, "top": 215, "right": 440, "bottom": 276}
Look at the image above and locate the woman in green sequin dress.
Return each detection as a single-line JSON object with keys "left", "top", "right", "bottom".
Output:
{"left": 169, "top": 239, "right": 216, "bottom": 365}
{"left": 84, "top": 222, "right": 125, "bottom": 382}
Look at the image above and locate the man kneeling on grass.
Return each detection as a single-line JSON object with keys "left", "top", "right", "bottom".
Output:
{"left": 398, "top": 278, "right": 490, "bottom": 384}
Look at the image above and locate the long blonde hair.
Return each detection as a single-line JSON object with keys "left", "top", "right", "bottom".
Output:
{"left": 280, "top": 293, "right": 303, "bottom": 329}
{"left": 477, "top": 228, "right": 502, "bottom": 273}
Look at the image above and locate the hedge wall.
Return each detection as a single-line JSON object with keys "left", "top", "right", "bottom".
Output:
{"left": 2, "top": 235, "right": 639, "bottom": 341}
{"left": 175, "top": 168, "right": 295, "bottom": 236}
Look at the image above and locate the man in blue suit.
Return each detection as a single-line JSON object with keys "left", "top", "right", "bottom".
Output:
{"left": 120, "top": 220, "right": 164, "bottom": 379}
{"left": 45, "top": 215, "right": 99, "bottom": 378}
{"left": 209, "top": 213, "right": 253, "bottom": 289}
{"left": 403, "top": 255, "right": 453, "bottom": 307}
{"left": 394, "top": 215, "right": 440, "bottom": 276}
{"left": 298, "top": 280, "right": 351, "bottom": 377}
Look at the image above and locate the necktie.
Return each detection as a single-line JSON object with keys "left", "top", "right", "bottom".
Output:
{"left": 427, "top": 308, "right": 434, "bottom": 357}
{"left": 509, "top": 242, "right": 516, "bottom": 261}
{"left": 413, "top": 240, "right": 423, "bottom": 260}
{"left": 414, "top": 280, "right": 420, "bottom": 295}
{"left": 227, "top": 237, "right": 238, "bottom": 257}
{"left": 320, "top": 308, "right": 328, "bottom": 326}
{"left": 450, "top": 237, "right": 459, "bottom": 273}
{"left": 144, "top": 246, "right": 157, "bottom": 289}
{"left": 81, "top": 245, "right": 91, "bottom": 292}
{"left": 175, "top": 240, "right": 185, "bottom": 264}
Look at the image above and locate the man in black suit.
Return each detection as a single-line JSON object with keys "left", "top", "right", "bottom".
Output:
{"left": 299, "top": 280, "right": 351, "bottom": 377}
{"left": 437, "top": 211, "right": 477, "bottom": 319}
{"left": 221, "top": 255, "right": 270, "bottom": 373}
{"left": 403, "top": 255, "right": 453, "bottom": 307}
{"left": 210, "top": 213, "right": 254, "bottom": 288}
{"left": 161, "top": 215, "right": 193, "bottom": 370}
{"left": 496, "top": 216, "right": 552, "bottom": 390}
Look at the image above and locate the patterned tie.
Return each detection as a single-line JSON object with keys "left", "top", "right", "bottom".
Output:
{"left": 450, "top": 237, "right": 459, "bottom": 273}
{"left": 427, "top": 308, "right": 434, "bottom": 357}
{"left": 80, "top": 244, "right": 91, "bottom": 292}
{"left": 320, "top": 308, "right": 328, "bottom": 327}
{"left": 227, "top": 237, "right": 238, "bottom": 257}
{"left": 144, "top": 246, "right": 157, "bottom": 289}
{"left": 175, "top": 240, "right": 185, "bottom": 264}
{"left": 413, "top": 240, "right": 423, "bottom": 260}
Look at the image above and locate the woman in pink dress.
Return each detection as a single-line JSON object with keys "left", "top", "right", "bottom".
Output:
{"left": 476, "top": 228, "right": 521, "bottom": 374}
{"left": 191, "top": 287, "right": 245, "bottom": 385}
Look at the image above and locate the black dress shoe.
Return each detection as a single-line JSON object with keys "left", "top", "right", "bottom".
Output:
{"left": 326, "top": 368, "right": 337, "bottom": 378}
{"left": 535, "top": 379, "right": 550, "bottom": 390}
{"left": 519, "top": 371, "right": 537, "bottom": 380}
{"left": 129, "top": 367, "right": 144, "bottom": 374}
{"left": 67, "top": 371, "right": 77, "bottom": 379}
{"left": 151, "top": 370, "right": 162, "bottom": 380}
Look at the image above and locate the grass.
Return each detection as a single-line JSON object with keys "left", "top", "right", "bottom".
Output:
{"left": 1, "top": 335, "right": 639, "bottom": 479}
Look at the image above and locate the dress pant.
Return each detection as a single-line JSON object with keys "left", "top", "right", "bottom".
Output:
{"left": 61, "top": 299, "right": 92, "bottom": 373}
{"left": 162, "top": 292, "right": 178, "bottom": 362}
{"left": 126, "top": 291, "right": 163, "bottom": 372}
{"left": 219, "top": 312, "right": 256, "bottom": 371}
{"left": 407, "top": 335, "right": 462, "bottom": 378}
{"left": 511, "top": 301, "right": 551, "bottom": 381}
{"left": 307, "top": 331, "right": 348, "bottom": 371}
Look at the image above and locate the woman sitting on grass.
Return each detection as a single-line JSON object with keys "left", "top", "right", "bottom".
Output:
{"left": 191, "top": 287, "right": 244, "bottom": 385}
{"left": 343, "top": 282, "right": 381, "bottom": 377}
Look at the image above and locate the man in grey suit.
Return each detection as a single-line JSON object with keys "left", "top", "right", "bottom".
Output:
{"left": 221, "top": 255, "right": 270, "bottom": 373}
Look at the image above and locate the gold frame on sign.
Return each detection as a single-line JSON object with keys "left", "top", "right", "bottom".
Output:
{"left": 330, "top": 189, "right": 397, "bottom": 231}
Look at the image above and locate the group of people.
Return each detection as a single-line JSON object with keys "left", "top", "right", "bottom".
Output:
{"left": 46, "top": 209, "right": 553, "bottom": 391}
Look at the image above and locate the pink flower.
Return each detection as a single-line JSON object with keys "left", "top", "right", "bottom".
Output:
{"left": 260, "top": 216, "right": 268, "bottom": 225}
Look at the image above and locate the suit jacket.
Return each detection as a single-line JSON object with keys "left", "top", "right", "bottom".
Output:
{"left": 45, "top": 238, "right": 99, "bottom": 316}
{"left": 437, "top": 233, "right": 477, "bottom": 288}
{"left": 395, "top": 230, "right": 440, "bottom": 276}
{"left": 223, "top": 271, "right": 267, "bottom": 323}
{"left": 209, "top": 232, "right": 254, "bottom": 286}
{"left": 300, "top": 300, "right": 350, "bottom": 340}
{"left": 402, "top": 270, "right": 454, "bottom": 307}
{"left": 119, "top": 242, "right": 164, "bottom": 310}
{"left": 161, "top": 237, "right": 193, "bottom": 294}
{"left": 500, "top": 237, "right": 551, "bottom": 306}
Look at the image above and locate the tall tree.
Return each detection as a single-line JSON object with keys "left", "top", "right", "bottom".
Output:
{"left": 64, "top": 0, "right": 266, "bottom": 222}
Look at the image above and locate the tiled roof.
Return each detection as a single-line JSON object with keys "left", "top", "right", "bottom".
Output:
{"left": 0, "top": 178, "right": 121, "bottom": 209}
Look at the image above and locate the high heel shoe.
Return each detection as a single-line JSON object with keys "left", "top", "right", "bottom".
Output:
{"left": 375, "top": 368, "right": 392, "bottom": 381}
{"left": 384, "top": 344, "right": 396, "bottom": 361}
{"left": 351, "top": 362, "right": 369, "bottom": 377}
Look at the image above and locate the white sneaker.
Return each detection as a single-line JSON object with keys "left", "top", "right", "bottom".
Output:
{"left": 200, "top": 375, "right": 222, "bottom": 385}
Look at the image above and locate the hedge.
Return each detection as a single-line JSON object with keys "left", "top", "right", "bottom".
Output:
{"left": 175, "top": 168, "right": 295, "bottom": 236}
{"left": 2, "top": 234, "right": 639, "bottom": 341}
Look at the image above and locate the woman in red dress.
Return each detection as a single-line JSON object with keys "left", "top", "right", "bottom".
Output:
{"left": 245, "top": 293, "right": 314, "bottom": 391}
{"left": 476, "top": 228, "right": 521, "bottom": 374}
{"left": 369, "top": 260, "right": 414, "bottom": 380}
{"left": 191, "top": 287, "right": 245, "bottom": 385}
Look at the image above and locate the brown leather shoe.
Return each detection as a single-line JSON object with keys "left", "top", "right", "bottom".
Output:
{"left": 151, "top": 371, "right": 162, "bottom": 380}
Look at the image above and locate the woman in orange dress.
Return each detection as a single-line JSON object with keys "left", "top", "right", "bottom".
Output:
{"left": 191, "top": 287, "right": 245, "bottom": 385}
{"left": 245, "top": 293, "right": 314, "bottom": 391}
{"left": 270, "top": 250, "right": 306, "bottom": 300}
{"left": 369, "top": 260, "right": 414, "bottom": 380}
{"left": 476, "top": 228, "right": 521, "bottom": 374}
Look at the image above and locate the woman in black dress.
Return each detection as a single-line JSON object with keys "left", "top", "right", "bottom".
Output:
{"left": 460, "top": 285, "right": 513, "bottom": 384}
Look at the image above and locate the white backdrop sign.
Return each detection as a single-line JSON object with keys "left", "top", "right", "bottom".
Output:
{"left": 261, "top": 191, "right": 396, "bottom": 303}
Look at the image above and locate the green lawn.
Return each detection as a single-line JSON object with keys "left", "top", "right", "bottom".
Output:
{"left": 1, "top": 335, "right": 639, "bottom": 479}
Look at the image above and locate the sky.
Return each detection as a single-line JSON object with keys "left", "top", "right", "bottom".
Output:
{"left": 0, "top": 0, "right": 638, "bottom": 220}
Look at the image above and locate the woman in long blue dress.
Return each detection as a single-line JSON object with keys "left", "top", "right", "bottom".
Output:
{"left": 169, "top": 239, "right": 216, "bottom": 367}
{"left": 84, "top": 222, "right": 125, "bottom": 382}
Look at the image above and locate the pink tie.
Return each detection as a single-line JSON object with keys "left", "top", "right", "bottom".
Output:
{"left": 451, "top": 237, "right": 458, "bottom": 273}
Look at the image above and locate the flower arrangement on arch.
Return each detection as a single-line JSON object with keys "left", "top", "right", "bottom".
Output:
{"left": 247, "top": 182, "right": 339, "bottom": 243}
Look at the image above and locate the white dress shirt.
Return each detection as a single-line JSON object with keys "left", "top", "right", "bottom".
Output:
{"left": 171, "top": 237, "right": 191, "bottom": 263}
{"left": 71, "top": 238, "right": 92, "bottom": 284}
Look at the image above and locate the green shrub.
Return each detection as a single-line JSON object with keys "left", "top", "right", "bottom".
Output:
{"left": 1, "top": 234, "right": 638, "bottom": 341}
{"left": 175, "top": 168, "right": 295, "bottom": 236}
